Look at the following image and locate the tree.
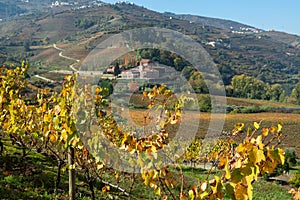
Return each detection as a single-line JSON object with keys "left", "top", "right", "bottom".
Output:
{"left": 189, "top": 71, "right": 209, "bottom": 94}
{"left": 198, "top": 94, "right": 211, "bottom": 112}
{"left": 268, "top": 84, "right": 285, "bottom": 101}
{"left": 291, "top": 82, "right": 300, "bottom": 105}
{"left": 182, "top": 66, "right": 194, "bottom": 79}
{"left": 98, "top": 79, "right": 114, "bottom": 96}
{"left": 173, "top": 57, "right": 185, "bottom": 71}
{"left": 114, "top": 63, "right": 121, "bottom": 77}
{"left": 231, "top": 74, "right": 269, "bottom": 99}
{"left": 23, "top": 41, "right": 30, "bottom": 52}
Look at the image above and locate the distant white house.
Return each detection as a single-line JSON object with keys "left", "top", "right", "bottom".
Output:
{"left": 51, "top": 1, "right": 70, "bottom": 7}
{"left": 206, "top": 41, "right": 216, "bottom": 47}
{"left": 60, "top": 2, "right": 70, "bottom": 6}
{"left": 52, "top": 1, "right": 60, "bottom": 6}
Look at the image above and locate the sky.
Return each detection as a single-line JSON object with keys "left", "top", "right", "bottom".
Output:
{"left": 103, "top": 0, "right": 300, "bottom": 36}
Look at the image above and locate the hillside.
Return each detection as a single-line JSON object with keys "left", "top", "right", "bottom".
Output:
{"left": 0, "top": 1, "right": 299, "bottom": 91}
{"left": 167, "top": 13, "right": 300, "bottom": 48}
{"left": 165, "top": 13, "right": 259, "bottom": 32}
{"left": 0, "top": 1, "right": 25, "bottom": 19}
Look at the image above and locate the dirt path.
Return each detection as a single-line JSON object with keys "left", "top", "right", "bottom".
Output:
{"left": 53, "top": 44, "right": 79, "bottom": 72}
{"left": 33, "top": 74, "right": 55, "bottom": 83}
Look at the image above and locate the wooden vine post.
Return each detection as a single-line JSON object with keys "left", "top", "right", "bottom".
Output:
{"left": 68, "top": 146, "right": 75, "bottom": 200}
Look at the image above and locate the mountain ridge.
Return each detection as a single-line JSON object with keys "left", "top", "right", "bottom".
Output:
{"left": 164, "top": 13, "right": 260, "bottom": 32}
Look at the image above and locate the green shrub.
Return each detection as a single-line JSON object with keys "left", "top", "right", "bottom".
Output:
{"left": 290, "top": 170, "right": 300, "bottom": 188}
{"left": 229, "top": 105, "right": 271, "bottom": 114}
{"left": 285, "top": 148, "right": 298, "bottom": 167}
{"left": 197, "top": 94, "right": 211, "bottom": 112}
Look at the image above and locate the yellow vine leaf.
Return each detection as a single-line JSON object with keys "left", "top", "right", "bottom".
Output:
{"left": 289, "top": 187, "right": 300, "bottom": 200}
{"left": 97, "top": 164, "right": 104, "bottom": 170}
{"left": 61, "top": 129, "right": 67, "bottom": 141}
{"left": 170, "top": 115, "right": 179, "bottom": 125}
{"left": 256, "top": 149, "right": 266, "bottom": 163}
{"left": 263, "top": 159, "right": 278, "bottom": 174}
{"left": 255, "top": 135, "right": 264, "bottom": 149}
{"left": 253, "top": 122, "right": 260, "bottom": 130}
{"left": 68, "top": 164, "right": 76, "bottom": 170}
{"left": 235, "top": 183, "right": 248, "bottom": 200}
{"left": 278, "top": 123, "right": 283, "bottom": 132}
{"left": 150, "top": 181, "right": 158, "bottom": 190}
{"left": 49, "top": 134, "right": 57, "bottom": 143}
{"left": 277, "top": 148, "right": 285, "bottom": 165}
{"left": 180, "top": 193, "right": 188, "bottom": 200}
{"left": 210, "top": 176, "right": 222, "bottom": 194}
{"left": 225, "top": 183, "right": 236, "bottom": 200}
{"left": 261, "top": 127, "right": 268, "bottom": 137}
{"left": 176, "top": 110, "right": 181, "bottom": 117}
{"left": 245, "top": 175, "right": 254, "bottom": 200}
{"left": 237, "top": 143, "right": 245, "bottom": 153}
{"left": 102, "top": 185, "right": 110, "bottom": 193}
{"left": 162, "top": 195, "right": 168, "bottom": 200}
{"left": 225, "top": 160, "right": 231, "bottom": 180}
{"left": 154, "top": 187, "right": 161, "bottom": 196}
{"left": 95, "top": 87, "right": 102, "bottom": 94}
{"left": 249, "top": 147, "right": 265, "bottom": 164}
{"left": 269, "top": 126, "right": 277, "bottom": 133}
{"left": 188, "top": 190, "right": 195, "bottom": 200}
{"left": 232, "top": 123, "right": 245, "bottom": 135}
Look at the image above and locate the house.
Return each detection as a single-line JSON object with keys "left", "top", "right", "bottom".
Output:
{"left": 120, "top": 60, "right": 159, "bottom": 80}
{"left": 139, "top": 59, "right": 152, "bottom": 67}
{"left": 52, "top": 1, "right": 60, "bottom": 6}
{"left": 120, "top": 67, "right": 160, "bottom": 79}
{"left": 60, "top": 2, "right": 70, "bottom": 6}
{"left": 106, "top": 66, "right": 115, "bottom": 74}
{"left": 105, "top": 65, "right": 124, "bottom": 74}
{"left": 121, "top": 70, "right": 140, "bottom": 79}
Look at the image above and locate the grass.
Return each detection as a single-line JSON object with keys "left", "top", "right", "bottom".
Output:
{"left": 252, "top": 179, "right": 292, "bottom": 200}
{"left": 177, "top": 166, "right": 293, "bottom": 200}
{"left": 0, "top": 142, "right": 66, "bottom": 199}
{"left": 0, "top": 138, "right": 99, "bottom": 199}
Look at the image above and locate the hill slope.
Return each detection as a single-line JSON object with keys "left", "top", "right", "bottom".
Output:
{"left": 165, "top": 13, "right": 259, "bottom": 32}
{"left": 0, "top": 1, "right": 25, "bottom": 19}
{"left": 0, "top": 1, "right": 299, "bottom": 91}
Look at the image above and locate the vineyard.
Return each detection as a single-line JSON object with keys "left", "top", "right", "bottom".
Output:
{"left": 1, "top": 63, "right": 300, "bottom": 199}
